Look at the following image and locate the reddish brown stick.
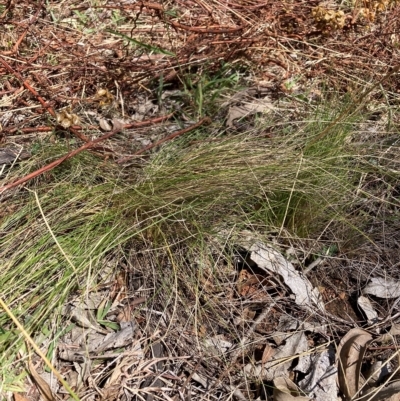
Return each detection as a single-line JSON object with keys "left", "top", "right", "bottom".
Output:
{"left": 117, "top": 117, "right": 211, "bottom": 163}
{"left": 0, "top": 126, "right": 122, "bottom": 194}
{"left": 123, "top": 113, "right": 174, "bottom": 128}
{"left": 0, "top": 113, "right": 174, "bottom": 194}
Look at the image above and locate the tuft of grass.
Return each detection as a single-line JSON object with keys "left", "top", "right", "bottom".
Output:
{"left": 1, "top": 91, "right": 400, "bottom": 392}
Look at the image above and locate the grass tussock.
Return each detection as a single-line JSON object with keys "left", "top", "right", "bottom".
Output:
{"left": 1, "top": 93, "right": 400, "bottom": 394}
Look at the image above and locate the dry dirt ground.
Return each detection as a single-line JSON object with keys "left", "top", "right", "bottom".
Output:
{"left": 2, "top": 1, "right": 400, "bottom": 401}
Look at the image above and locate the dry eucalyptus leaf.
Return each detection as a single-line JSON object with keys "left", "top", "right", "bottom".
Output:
{"left": 28, "top": 361, "right": 55, "bottom": 401}
{"left": 389, "top": 322, "right": 400, "bottom": 336}
{"left": 298, "top": 349, "right": 338, "bottom": 401}
{"left": 273, "top": 377, "right": 311, "bottom": 401}
{"left": 204, "top": 335, "right": 232, "bottom": 355}
{"left": 262, "top": 344, "right": 275, "bottom": 364}
{"left": 336, "top": 328, "right": 373, "bottom": 400}
{"left": 249, "top": 243, "right": 325, "bottom": 311}
{"left": 85, "top": 331, "right": 110, "bottom": 353}
{"left": 107, "top": 342, "right": 143, "bottom": 386}
{"left": 386, "top": 393, "right": 400, "bottom": 401}
{"left": 91, "top": 323, "right": 136, "bottom": 353}
{"left": 363, "top": 277, "right": 400, "bottom": 299}
{"left": 273, "top": 315, "right": 327, "bottom": 346}
{"left": 99, "top": 118, "right": 112, "bottom": 131}
{"left": 244, "top": 331, "right": 308, "bottom": 380}
{"left": 226, "top": 99, "right": 274, "bottom": 128}
{"left": 111, "top": 118, "right": 124, "bottom": 131}
{"left": 192, "top": 372, "right": 209, "bottom": 388}
{"left": 357, "top": 295, "right": 378, "bottom": 324}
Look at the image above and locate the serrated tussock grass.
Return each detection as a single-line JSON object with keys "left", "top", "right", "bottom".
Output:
{"left": 0, "top": 96, "right": 399, "bottom": 386}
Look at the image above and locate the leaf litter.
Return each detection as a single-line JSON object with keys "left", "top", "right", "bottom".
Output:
{"left": 15, "top": 229, "right": 400, "bottom": 400}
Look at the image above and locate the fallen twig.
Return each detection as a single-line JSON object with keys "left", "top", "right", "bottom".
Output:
{"left": 0, "top": 125, "right": 122, "bottom": 194}
{"left": 0, "top": 113, "right": 173, "bottom": 194}
{"left": 117, "top": 117, "right": 211, "bottom": 163}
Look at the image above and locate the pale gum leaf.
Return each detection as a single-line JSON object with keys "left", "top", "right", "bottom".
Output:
{"left": 357, "top": 295, "right": 378, "bottom": 322}
{"left": 99, "top": 118, "right": 112, "bottom": 131}
{"left": 249, "top": 243, "right": 325, "bottom": 311}
{"left": 226, "top": 100, "right": 274, "bottom": 128}
{"left": 28, "top": 361, "right": 56, "bottom": 401}
{"left": 273, "top": 377, "right": 311, "bottom": 401}
{"left": 363, "top": 277, "right": 400, "bottom": 298}
{"left": 262, "top": 344, "right": 275, "bottom": 364}
{"left": 336, "top": 328, "right": 373, "bottom": 400}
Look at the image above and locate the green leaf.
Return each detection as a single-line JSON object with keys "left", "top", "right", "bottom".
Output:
{"left": 98, "top": 320, "right": 119, "bottom": 331}
{"left": 96, "top": 300, "right": 112, "bottom": 321}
